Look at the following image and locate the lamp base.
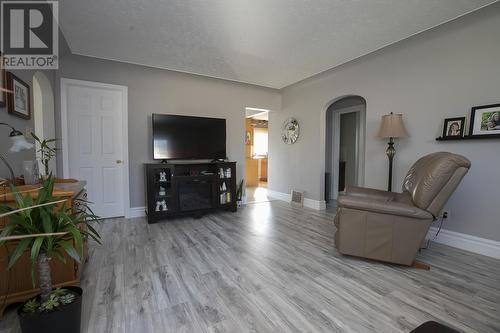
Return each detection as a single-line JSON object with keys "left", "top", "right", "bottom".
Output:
{"left": 386, "top": 137, "right": 396, "bottom": 192}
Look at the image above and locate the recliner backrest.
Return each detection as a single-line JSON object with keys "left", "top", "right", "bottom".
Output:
{"left": 402, "top": 152, "right": 471, "bottom": 217}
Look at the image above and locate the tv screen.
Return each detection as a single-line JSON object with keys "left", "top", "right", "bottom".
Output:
{"left": 153, "top": 114, "right": 226, "bottom": 160}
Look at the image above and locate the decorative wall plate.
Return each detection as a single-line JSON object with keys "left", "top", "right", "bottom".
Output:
{"left": 281, "top": 117, "right": 299, "bottom": 144}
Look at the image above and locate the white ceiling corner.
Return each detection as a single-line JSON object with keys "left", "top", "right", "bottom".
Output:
{"left": 60, "top": 0, "right": 497, "bottom": 89}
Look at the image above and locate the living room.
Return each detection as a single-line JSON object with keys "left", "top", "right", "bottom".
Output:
{"left": 1, "top": 1, "right": 499, "bottom": 332}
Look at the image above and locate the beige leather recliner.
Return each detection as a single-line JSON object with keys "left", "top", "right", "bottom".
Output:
{"left": 334, "top": 152, "right": 471, "bottom": 266}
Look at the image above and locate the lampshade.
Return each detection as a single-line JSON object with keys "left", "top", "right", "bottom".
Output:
{"left": 9, "top": 133, "right": 34, "bottom": 152}
{"left": 377, "top": 113, "right": 408, "bottom": 138}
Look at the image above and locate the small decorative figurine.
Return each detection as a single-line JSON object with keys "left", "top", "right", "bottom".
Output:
{"left": 159, "top": 186, "right": 166, "bottom": 196}
{"left": 156, "top": 200, "right": 168, "bottom": 212}
{"left": 159, "top": 171, "right": 167, "bottom": 182}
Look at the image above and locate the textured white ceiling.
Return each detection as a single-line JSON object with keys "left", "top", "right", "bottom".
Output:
{"left": 59, "top": 0, "right": 496, "bottom": 88}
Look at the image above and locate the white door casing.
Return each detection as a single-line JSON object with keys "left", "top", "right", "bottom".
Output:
{"left": 61, "top": 79, "right": 129, "bottom": 218}
{"left": 330, "top": 105, "right": 366, "bottom": 200}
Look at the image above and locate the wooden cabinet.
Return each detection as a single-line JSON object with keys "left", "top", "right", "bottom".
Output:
{"left": 245, "top": 158, "right": 259, "bottom": 187}
{"left": 144, "top": 162, "right": 237, "bottom": 223}
{"left": 0, "top": 182, "right": 87, "bottom": 316}
{"left": 260, "top": 158, "right": 268, "bottom": 181}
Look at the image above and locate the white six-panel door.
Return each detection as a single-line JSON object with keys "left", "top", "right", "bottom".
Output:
{"left": 61, "top": 79, "right": 129, "bottom": 218}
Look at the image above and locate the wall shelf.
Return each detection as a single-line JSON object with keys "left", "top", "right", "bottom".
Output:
{"left": 436, "top": 135, "right": 500, "bottom": 141}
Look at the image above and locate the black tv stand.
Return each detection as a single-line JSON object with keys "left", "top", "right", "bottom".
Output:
{"left": 144, "top": 161, "right": 237, "bottom": 223}
{"left": 160, "top": 159, "right": 168, "bottom": 164}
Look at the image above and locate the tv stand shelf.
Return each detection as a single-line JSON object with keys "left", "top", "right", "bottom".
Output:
{"left": 144, "top": 161, "right": 237, "bottom": 223}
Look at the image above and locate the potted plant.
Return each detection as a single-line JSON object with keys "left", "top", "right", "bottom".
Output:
{"left": 236, "top": 179, "right": 245, "bottom": 207}
{"left": 0, "top": 176, "right": 100, "bottom": 333}
{"left": 31, "top": 133, "right": 57, "bottom": 177}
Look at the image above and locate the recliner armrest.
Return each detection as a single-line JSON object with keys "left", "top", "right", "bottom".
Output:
{"left": 338, "top": 195, "right": 433, "bottom": 220}
{"left": 344, "top": 186, "right": 397, "bottom": 202}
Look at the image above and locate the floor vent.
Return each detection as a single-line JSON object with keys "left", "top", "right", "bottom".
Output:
{"left": 291, "top": 190, "right": 304, "bottom": 207}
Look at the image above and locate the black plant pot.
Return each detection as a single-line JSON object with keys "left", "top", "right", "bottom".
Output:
{"left": 17, "top": 286, "right": 83, "bottom": 333}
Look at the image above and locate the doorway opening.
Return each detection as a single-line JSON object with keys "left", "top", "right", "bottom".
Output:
{"left": 324, "top": 96, "right": 366, "bottom": 206}
{"left": 245, "top": 107, "right": 271, "bottom": 204}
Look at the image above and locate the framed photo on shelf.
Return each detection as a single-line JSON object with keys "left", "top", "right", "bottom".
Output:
{"left": 442, "top": 117, "right": 466, "bottom": 138}
{"left": 6, "top": 72, "right": 31, "bottom": 119}
{"left": 469, "top": 103, "right": 500, "bottom": 137}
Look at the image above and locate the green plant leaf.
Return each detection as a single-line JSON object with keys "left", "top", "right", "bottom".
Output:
{"left": 53, "top": 249, "right": 66, "bottom": 264}
{"left": 8, "top": 238, "right": 32, "bottom": 269}
{"left": 60, "top": 240, "right": 81, "bottom": 263}
{"left": 7, "top": 214, "right": 38, "bottom": 234}
{"left": 30, "top": 237, "right": 44, "bottom": 261}
{"left": 9, "top": 185, "right": 31, "bottom": 216}
{"left": 22, "top": 298, "right": 39, "bottom": 314}
{"left": 0, "top": 223, "right": 16, "bottom": 246}
{"left": 40, "top": 208, "right": 53, "bottom": 233}
{"left": 66, "top": 224, "right": 83, "bottom": 257}
{"left": 31, "top": 132, "right": 41, "bottom": 143}
{"left": 81, "top": 224, "right": 102, "bottom": 244}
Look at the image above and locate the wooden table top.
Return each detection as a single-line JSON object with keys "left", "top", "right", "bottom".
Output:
{"left": 0, "top": 181, "right": 86, "bottom": 202}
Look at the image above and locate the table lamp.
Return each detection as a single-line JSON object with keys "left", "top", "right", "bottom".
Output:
{"left": 377, "top": 112, "right": 408, "bottom": 191}
{"left": 1, "top": 122, "right": 34, "bottom": 181}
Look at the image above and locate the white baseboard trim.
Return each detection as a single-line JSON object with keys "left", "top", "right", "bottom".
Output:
{"left": 267, "top": 190, "right": 326, "bottom": 210}
{"left": 267, "top": 190, "right": 290, "bottom": 202}
{"left": 129, "top": 206, "right": 146, "bottom": 218}
{"left": 427, "top": 227, "right": 500, "bottom": 259}
{"left": 304, "top": 197, "right": 327, "bottom": 210}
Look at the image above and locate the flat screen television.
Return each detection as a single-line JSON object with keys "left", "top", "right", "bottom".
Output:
{"left": 152, "top": 114, "right": 226, "bottom": 160}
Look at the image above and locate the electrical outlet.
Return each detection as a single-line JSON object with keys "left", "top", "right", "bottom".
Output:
{"left": 440, "top": 210, "right": 450, "bottom": 219}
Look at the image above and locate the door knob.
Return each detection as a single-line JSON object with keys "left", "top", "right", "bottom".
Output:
{"left": 116, "top": 160, "right": 123, "bottom": 164}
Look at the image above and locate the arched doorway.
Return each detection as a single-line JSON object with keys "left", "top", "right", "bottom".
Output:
{"left": 324, "top": 96, "right": 366, "bottom": 204}
{"left": 33, "top": 71, "right": 56, "bottom": 175}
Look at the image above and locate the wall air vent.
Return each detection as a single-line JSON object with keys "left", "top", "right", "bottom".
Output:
{"left": 291, "top": 190, "right": 304, "bottom": 207}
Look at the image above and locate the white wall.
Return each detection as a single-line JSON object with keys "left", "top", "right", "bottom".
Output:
{"left": 270, "top": 4, "right": 500, "bottom": 241}
{"left": 56, "top": 55, "right": 281, "bottom": 208}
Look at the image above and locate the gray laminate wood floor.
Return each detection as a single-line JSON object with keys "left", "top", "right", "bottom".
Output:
{"left": 1, "top": 200, "right": 499, "bottom": 333}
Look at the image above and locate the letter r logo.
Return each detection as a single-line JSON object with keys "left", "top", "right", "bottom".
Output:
{"left": 2, "top": 1, "right": 56, "bottom": 55}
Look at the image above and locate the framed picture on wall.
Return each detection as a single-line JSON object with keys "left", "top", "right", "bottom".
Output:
{"left": 6, "top": 72, "right": 31, "bottom": 119}
{"left": 245, "top": 131, "right": 251, "bottom": 145}
{"left": 469, "top": 103, "right": 500, "bottom": 137}
{"left": 442, "top": 117, "right": 466, "bottom": 138}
